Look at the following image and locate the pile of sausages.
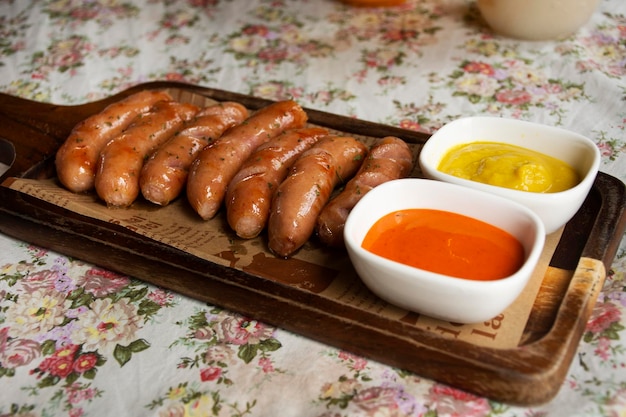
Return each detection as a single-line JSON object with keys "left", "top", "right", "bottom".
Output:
{"left": 55, "top": 90, "right": 413, "bottom": 258}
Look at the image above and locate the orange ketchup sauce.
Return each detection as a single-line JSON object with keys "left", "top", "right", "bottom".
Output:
{"left": 361, "top": 209, "right": 525, "bottom": 281}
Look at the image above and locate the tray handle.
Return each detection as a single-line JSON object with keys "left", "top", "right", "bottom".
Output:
{"left": 0, "top": 91, "right": 133, "bottom": 182}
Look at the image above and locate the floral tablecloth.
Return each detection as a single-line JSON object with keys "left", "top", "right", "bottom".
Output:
{"left": 1, "top": 0, "right": 625, "bottom": 416}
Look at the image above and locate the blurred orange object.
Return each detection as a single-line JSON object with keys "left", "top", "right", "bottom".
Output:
{"left": 339, "top": 0, "right": 407, "bottom": 6}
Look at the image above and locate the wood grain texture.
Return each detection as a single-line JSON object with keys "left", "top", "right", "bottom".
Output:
{"left": 0, "top": 82, "right": 625, "bottom": 405}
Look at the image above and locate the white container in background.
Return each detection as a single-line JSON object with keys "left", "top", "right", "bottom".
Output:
{"left": 476, "top": 0, "right": 601, "bottom": 41}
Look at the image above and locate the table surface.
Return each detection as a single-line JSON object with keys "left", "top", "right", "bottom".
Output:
{"left": 1, "top": 0, "right": 625, "bottom": 416}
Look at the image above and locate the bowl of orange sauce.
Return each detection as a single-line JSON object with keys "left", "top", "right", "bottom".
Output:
{"left": 419, "top": 117, "right": 601, "bottom": 234}
{"left": 344, "top": 178, "right": 545, "bottom": 323}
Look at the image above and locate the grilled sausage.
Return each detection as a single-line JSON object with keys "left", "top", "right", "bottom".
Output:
{"left": 94, "top": 100, "right": 199, "bottom": 207}
{"left": 316, "top": 136, "right": 413, "bottom": 247}
{"left": 225, "top": 127, "right": 329, "bottom": 239}
{"left": 268, "top": 136, "right": 368, "bottom": 258}
{"left": 140, "top": 102, "right": 249, "bottom": 206}
{"left": 187, "top": 100, "right": 308, "bottom": 220}
{"left": 55, "top": 90, "right": 173, "bottom": 193}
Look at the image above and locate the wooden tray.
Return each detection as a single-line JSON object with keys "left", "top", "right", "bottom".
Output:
{"left": 1, "top": 81, "right": 625, "bottom": 406}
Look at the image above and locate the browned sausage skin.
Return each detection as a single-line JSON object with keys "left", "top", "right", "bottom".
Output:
{"left": 187, "top": 100, "right": 308, "bottom": 220}
{"left": 140, "top": 102, "right": 249, "bottom": 206}
{"left": 268, "top": 135, "right": 368, "bottom": 258}
{"left": 94, "top": 100, "right": 199, "bottom": 207}
{"left": 316, "top": 136, "right": 413, "bottom": 248}
{"left": 225, "top": 127, "right": 329, "bottom": 239}
{"left": 55, "top": 90, "right": 173, "bottom": 193}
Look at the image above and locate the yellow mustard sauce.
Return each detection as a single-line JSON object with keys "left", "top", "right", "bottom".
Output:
{"left": 437, "top": 141, "right": 580, "bottom": 193}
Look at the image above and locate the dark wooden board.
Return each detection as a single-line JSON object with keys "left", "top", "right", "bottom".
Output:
{"left": 1, "top": 81, "right": 625, "bottom": 405}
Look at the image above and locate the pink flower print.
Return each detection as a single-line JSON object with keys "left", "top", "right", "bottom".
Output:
{"left": 36, "top": 344, "right": 79, "bottom": 376}
{"left": 193, "top": 327, "right": 214, "bottom": 341}
{"left": 73, "top": 353, "right": 98, "bottom": 373}
{"left": 66, "top": 382, "right": 99, "bottom": 409}
{"left": 46, "top": 355, "right": 75, "bottom": 378}
{"left": 0, "top": 328, "right": 41, "bottom": 368}
{"left": 463, "top": 61, "right": 495, "bottom": 76}
{"left": 70, "top": 7, "right": 98, "bottom": 21}
{"left": 148, "top": 288, "right": 174, "bottom": 306}
{"left": 495, "top": 89, "right": 532, "bottom": 105}
{"left": 259, "top": 356, "right": 274, "bottom": 373}
{"left": 313, "top": 90, "right": 332, "bottom": 105}
{"left": 200, "top": 366, "right": 222, "bottom": 382}
{"left": 165, "top": 72, "right": 185, "bottom": 81}
{"left": 55, "top": 344, "right": 80, "bottom": 360}
{"left": 428, "top": 384, "right": 491, "bottom": 417}
{"left": 399, "top": 119, "right": 423, "bottom": 132}
{"left": 594, "top": 336, "right": 611, "bottom": 361}
{"left": 353, "top": 387, "right": 399, "bottom": 413}
{"left": 544, "top": 82, "right": 564, "bottom": 95}
{"left": 69, "top": 407, "right": 84, "bottom": 417}
{"left": 338, "top": 350, "right": 368, "bottom": 371}
{"left": 587, "top": 302, "right": 621, "bottom": 334}
{"left": 257, "top": 47, "right": 288, "bottom": 63}
{"left": 352, "top": 357, "right": 367, "bottom": 371}
{"left": 204, "top": 344, "right": 235, "bottom": 365}
{"left": 78, "top": 268, "right": 130, "bottom": 297}
{"left": 52, "top": 36, "right": 88, "bottom": 70}
{"left": 188, "top": 0, "right": 219, "bottom": 7}
{"left": 243, "top": 24, "right": 269, "bottom": 37}
{"left": 567, "top": 377, "right": 580, "bottom": 390}
{"left": 27, "top": 245, "right": 48, "bottom": 258}
{"left": 597, "top": 142, "right": 616, "bottom": 159}
{"left": 576, "top": 60, "right": 600, "bottom": 73}
{"left": 20, "top": 269, "right": 60, "bottom": 292}
{"left": 338, "top": 350, "right": 356, "bottom": 361}
{"left": 383, "top": 29, "right": 418, "bottom": 42}
{"left": 216, "top": 317, "right": 274, "bottom": 346}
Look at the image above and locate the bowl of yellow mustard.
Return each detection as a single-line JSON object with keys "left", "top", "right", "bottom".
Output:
{"left": 418, "top": 117, "right": 601, "bottom": 234}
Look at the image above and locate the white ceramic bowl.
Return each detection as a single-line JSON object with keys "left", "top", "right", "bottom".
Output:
{"left": 343, "top": 178, "right": 545, "bottom": 323}
{"left": 419, "top": 117, "right": 600, "bottom": 234}
{"left": 477, "top": 0, "right": 600, "bottom": 41}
